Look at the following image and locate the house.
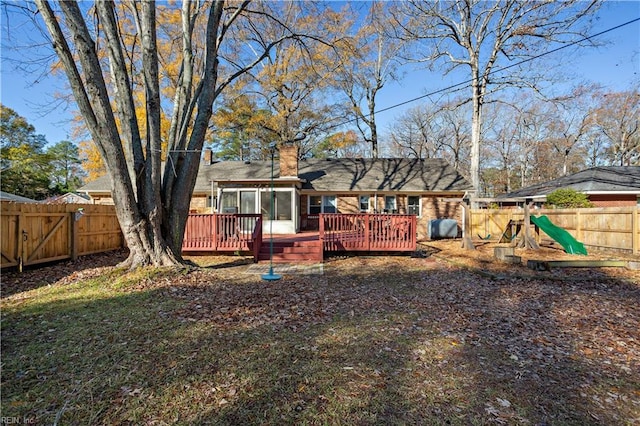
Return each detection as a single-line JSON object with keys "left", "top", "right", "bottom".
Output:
{"left": 500, "top": 166, "right": 640, "bottom": 207}
{"left": 79, "top": 145, "right": 472, "bottom": 240}
{"left": 46, "top": 192, "right": 93, "bottom": 204}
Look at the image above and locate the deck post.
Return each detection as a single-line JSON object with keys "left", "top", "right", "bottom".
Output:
{"left": 364, "top": 213, "right": 371, "bottom": 251}
{"left": 319, "top": 213, "right": 325, "bottom": 251}
{"left": 212, "top": 214, "right": 218, "bottom": 250}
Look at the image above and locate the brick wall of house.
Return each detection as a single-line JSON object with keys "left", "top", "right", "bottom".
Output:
{"left": 189, "top": 195, "right": 208, "bottom": 212}
{"left": 419, "top": 196, "right": 463, "bottom": 240}
{"left": 396, "top": 195, "right": 407, "bottom": 213}
{"left": 338, "top": 194, "right": 359, "bottom": 213}
{"left": 588, "top": 194, "right": 638, "bottom": 207}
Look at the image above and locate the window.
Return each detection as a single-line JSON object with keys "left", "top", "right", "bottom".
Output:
{"left": 240, "top": 191, "right": 256, "bottom": 214}
{"left": 384, "top": 195, "right": 396, "bottom": 213}
{"left": 309, "top": 195, "right": 322, "bottom": 214}
{"left": 323, "top": 195, "right": 337, "bottom": 213}
{"left": 261, "top": 190, "right": 292, "bottom": 220}
{"left": 221, "top": 192, "right": 238, "bottom": 212}
{"left": 408, "top": 196, "right": 421, "bottom": 216}
{"left": 359, "top": 195, "right": 370, "bottom": 212}
{"left": 219, "top": 190, "right": 258, "bottom": 214}
{"left": 206, "top": 195, "right": 216, "bottom": 208}
{"left": 308, "top": 195, "right": 337, "bottom": 213}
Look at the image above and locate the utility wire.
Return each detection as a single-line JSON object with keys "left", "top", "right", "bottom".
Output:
{"left": 152, "top": 17, "right": 639, "bottom": 154}
{"left": 326, "top": 17, "right": 640, "bottom": 132}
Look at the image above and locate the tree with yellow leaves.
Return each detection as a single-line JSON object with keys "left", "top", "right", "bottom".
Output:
{"left": 247, "top": 2, "right": 349, "bottom": 158}
{"left": 34, "top": 0, "right": 326, "bottom": 268}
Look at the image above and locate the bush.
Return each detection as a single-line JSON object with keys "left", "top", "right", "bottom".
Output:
{"left": 546, "top": 188, "right": 593, "bottom": 208}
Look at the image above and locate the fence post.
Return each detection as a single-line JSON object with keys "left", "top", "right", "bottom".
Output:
{"left": 633, "top": 207, "right": 639, "bottom": 256}
{"left": 70, "top": 212, "right": 79, "bottom": 261}
{"left": 17, "top": 210, "right": 24, "bottom": 273}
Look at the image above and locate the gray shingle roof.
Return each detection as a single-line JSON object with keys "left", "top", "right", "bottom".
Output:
{"left": 298, "top": 158, "right": 470, "bottom": 192}
{"left": 501, "top": 166, "right": 640, "bottom": 198}
{"left": 0, "top": 191, "right": 39, "bottom": 202}
{"left": 78, "top": 175, "right": 111, "bottom": 192}
{"left": 81, "top": 158, "right": 472, "bottom": 195}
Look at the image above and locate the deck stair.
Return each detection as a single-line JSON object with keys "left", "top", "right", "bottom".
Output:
{"left": 258, "top": 238, "right": 323, "bottom": 263}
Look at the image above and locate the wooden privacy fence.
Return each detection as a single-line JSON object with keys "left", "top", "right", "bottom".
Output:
{"left": 320, "top": 213, "right": 417, "bottom": 252}
{"left": 1, "top": 202, "right": 124, "bottom": 270}
{"left": 470, "top": 206, "right": 639, "bottom": 254}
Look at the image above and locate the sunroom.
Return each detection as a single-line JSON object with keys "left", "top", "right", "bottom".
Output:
{"left": 214, "top": 178, "right": 301, "bottom": 235}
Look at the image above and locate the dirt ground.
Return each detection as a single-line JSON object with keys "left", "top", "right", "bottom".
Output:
{"left": 3, "top": 240, "right": 638, "bottom": 296}
{"left": 417, "top": 239, "right": 640, "bottom": 282}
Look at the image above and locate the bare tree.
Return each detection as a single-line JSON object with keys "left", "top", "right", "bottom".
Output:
{"left": 482, "top": 95, "right": 565, "bottom": 193}
{"left": 388, "top": 104, "right": 443, "bottom": 159}
{"left": 34, "top": 0, "right": 312, "bottom": 268}
{"left": 437, "top": 102, "right": 471, "bottom": 173}
{"left": 388, "top": 100, "right": 470, "bottom": 174}
{"left": 333, "top": 2, "right": 402, "bottom": 158}
{"left": 547, "top": 85, "right": 598, "bottom": 175}
{"left": 394, "top": 0, "right": 599, "bottom": 194}
{"left": 483, "top": 103, "right": 521, "bottom": 193}
{"left": 592, "top": 85, "right": 640, "bottom": 166}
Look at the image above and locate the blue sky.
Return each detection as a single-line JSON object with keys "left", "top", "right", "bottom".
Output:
{"left": 1, "top": 1, "right": 638, "bottom": 146}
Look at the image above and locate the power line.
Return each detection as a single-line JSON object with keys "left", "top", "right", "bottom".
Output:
{"left": 327, "top": 17, "right": 640, "bottom": 132}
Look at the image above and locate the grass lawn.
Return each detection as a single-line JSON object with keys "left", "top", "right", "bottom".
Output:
{"left": 1, "top": 242, "right": 639, "bottom": 425}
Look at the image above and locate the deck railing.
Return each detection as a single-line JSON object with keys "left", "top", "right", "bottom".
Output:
{"left": 252, "top": 216, "right": 263, "bottom": 261}
{"left": 301, "top": 213, "right": 320, "bottom": 231}
{"left": 184, "top": 213, "right": 416, "bottom": 259}
{"left": 183, "top": 213, "right": 262, "bottom": 255}
{"left": 319, "top": 213, "right": 417, "bottom": 252}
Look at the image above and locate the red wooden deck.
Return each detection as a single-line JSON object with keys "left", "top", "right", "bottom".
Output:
{"left": 182, "top": 213, "right": 417, "bottom": 262}
{"left": 321, "top": 213, "right": 417, "bottom": 252}
{"left": 182, "top": 213, "right": 262, "bottom": 253}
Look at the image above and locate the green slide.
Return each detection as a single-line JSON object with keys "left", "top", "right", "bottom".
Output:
{"left": 530, "top": 215, "right": 588, "bottom": 255}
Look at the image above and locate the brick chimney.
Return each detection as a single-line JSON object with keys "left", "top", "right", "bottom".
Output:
{"left": 203, "top": 148, "right": 213, "bottom": 165}
{"left": 278, "top": 144, "right": 299, "bottom": 177}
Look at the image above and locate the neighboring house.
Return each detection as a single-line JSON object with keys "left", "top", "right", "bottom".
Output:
{"left": 46, "top": 192, "right": 93, "bottom": 204}
{"left": 79, "top": 145, "right": 472, "bottom": 239}
{"left": 500, "top": 166, "right": 640, "bottom": 207}
{"left": 0, "top": 191, "right": 39, "bottom": 203}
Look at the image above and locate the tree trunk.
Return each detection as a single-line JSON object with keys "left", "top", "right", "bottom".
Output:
{"left": 470, "top": 70, "right": 482, "bottom": 195}
{"left": 368, "top": 98, "right": 378, "bottom": 159}
{"left": 36, "top": 0, "right": 300, "bottom": 267}
{"left": 37, "top": 0, "right": 183, "bottom": 268}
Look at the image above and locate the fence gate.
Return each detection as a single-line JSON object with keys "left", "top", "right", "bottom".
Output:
{"left": 20, "top": 212, "right": 72, "bottom": 270}
{"left": 1, "top": 202, "right": 124, "bottom": 271}
{"left": 1, "top": 211, "right": 20, "bottom": 268}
